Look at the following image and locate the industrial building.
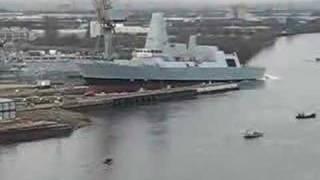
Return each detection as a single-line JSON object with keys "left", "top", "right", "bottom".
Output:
{"left": 90, "top": 21, "right": 149, "bottom": 38}
{"left": 0, "top": 98, "right": 16, "bottom": 121}
{"left": 0, "top": 27, "right": 35, "bottom": 41}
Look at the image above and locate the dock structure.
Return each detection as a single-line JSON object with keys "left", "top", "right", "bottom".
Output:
{"left": 195, "top": 83, "right": 239, "bottom": 94}
{"left": 0, "top": 83, "right": 238, "bottom": 144}
{"left": 63, "top": 83, "right": 239, "bottom": 109}
{"left": 3, "top": 83, "right": 239, "bottom": 111}
{"left": 0, "top": 121, "right": 73, "bottom": 144}
{"left": 0, "top": 109, "right": 90, "bottom": 144}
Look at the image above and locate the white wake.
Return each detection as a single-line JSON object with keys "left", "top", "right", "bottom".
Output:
{"left": 263, "top": 74, "right": 280, "bottom": 80}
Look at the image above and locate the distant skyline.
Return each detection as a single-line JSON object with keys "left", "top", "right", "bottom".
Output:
{"left": 0, "top": 0, "right": 319, "bottom": 11}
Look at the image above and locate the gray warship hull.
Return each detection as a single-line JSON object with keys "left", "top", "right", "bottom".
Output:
{"left": 79, "top": 62, "right": 265, "bottom": 92}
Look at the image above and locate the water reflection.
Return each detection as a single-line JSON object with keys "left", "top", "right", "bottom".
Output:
{"left": 239, "top": 80, "right": 266, "bottom": 90}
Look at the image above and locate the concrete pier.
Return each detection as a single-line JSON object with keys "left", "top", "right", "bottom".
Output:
{"left": 195, "top": 83, "right": 239, "bottom": 94}
{"left": 0, "top": 109, "right": 90, "bottom": 144}
{"left": 63, "top": 83, "right": 239, "bottom": 109}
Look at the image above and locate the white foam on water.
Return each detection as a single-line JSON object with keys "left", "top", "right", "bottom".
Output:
{"left": 264, "top": 74, "right": 280, "bottom": 80}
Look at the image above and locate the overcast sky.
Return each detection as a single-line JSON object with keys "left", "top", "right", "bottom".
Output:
{"left": 2, "top": 0, "right": 313, "bottom": 4}
{"left": 0, "top": 0, "right": 317, "bottom": 10}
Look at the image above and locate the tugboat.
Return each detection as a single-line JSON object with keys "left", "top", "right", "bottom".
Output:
{"left": 296, "top": 112, "right": 316, "bottom": 119}
{"left": 243, "top": 129, "right": 264, "bottom": 139}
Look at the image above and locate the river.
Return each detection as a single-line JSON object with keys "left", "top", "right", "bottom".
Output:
{"left": 1, "top": 34, "right": 320, "bottom": 180}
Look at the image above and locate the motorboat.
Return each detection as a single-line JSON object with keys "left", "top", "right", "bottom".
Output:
{"left": 296, "top": 112, "right": 316, "bottom": 119}
{"left": 243, "top": 129, "right": 264, "bottom": 139}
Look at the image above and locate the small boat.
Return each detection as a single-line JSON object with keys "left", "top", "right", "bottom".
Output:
{"left": 316, "top": 58, "right": 320, "bottom": 62}
{"left": 243, "top": 129, "right": 264, "bottom": 139}
{"left": 296, "top": 112, "right": 316, "bottom": 119}
{"left": 103, "top": 158, "right": 113, "bottom": 166}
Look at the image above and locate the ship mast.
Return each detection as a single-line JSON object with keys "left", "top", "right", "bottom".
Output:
{"left": 93, "top": 0, "right": 114, "bottom": 58}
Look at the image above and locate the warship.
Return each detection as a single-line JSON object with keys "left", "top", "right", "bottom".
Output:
{"left": 78, "top": 0, "right": 266, "bottom": 92}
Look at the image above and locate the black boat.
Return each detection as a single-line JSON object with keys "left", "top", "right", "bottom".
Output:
{"left": 243, "top": 129, "right": 264, "bottom": 139}
{"left": 296, "top": 113, "right": 316, "bottom": 119}
{"left": 103, "top": 158, "right": 113, "bottom": 166}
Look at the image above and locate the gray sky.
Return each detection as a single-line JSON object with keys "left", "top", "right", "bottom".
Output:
{"left": 0, "top": 0, "right": 317, "bottom": 10}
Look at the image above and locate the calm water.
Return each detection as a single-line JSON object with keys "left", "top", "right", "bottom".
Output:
{"left": 2, "top": 34, "right": 320, "bottom": 180}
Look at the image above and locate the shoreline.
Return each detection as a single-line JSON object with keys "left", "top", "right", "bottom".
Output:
{"left": 0, "top": 109, "right": 90, "bottom": 145}
{"left": 0, "top": 83, "right": 239, "bottom": 144}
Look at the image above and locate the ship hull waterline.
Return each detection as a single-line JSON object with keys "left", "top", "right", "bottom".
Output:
{"left": 79, "top": 63, "right": 266, "bottom": 93}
